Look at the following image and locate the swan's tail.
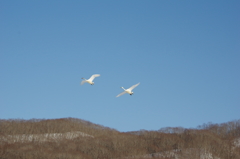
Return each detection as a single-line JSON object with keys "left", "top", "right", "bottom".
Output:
{"left": 121, "top": 87, "right": 126, "bottom": 91}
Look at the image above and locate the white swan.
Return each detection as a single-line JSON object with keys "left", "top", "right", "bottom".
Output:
{"left": 81, "top": 74, "right": 100, "bottom": 85}
{"left": 116, "top": 83, "right": 140, "bottom": 97}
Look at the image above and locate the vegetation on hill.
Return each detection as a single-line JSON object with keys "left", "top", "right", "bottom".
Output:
{"left": 0, "top": 118, "right": 239, "bottom": 159}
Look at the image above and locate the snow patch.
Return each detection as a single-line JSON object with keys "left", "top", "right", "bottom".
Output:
{"left": 0, "top": 131, "right": 94, "bottom": 143}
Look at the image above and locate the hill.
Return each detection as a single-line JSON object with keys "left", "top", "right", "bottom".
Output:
{"left": 0, "top": 118, "right": 239, "bottom": 159}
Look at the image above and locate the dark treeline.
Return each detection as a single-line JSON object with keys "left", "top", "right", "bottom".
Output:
{"left": 0, "top": 118, "right": 239, "bottom": 159}
{"left": 0, "top": 118, "right": 118, "bottom": 137}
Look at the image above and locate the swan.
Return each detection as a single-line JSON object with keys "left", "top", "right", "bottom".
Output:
{"left": 116, "top": 82, "right": 140, "bottom": 97}
{"left": 81, "top": 74, "right": 100, "bottom": 85}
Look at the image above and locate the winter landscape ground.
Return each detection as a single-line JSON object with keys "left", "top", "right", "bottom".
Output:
{"left": 0, "top": 118, "right": 239, "bottom": 159}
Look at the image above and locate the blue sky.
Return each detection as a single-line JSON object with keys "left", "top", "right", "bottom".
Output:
{"left": 1, "top": 0, "right": 239, "bottom": 132}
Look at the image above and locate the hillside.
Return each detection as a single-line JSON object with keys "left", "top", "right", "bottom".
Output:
{"left": 0, "top": 118, "right": 239, "bottom": 159}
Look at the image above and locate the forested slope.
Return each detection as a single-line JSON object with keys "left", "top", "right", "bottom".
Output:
{"left": 0, "top": 118, "right": 239, "bottom": 159}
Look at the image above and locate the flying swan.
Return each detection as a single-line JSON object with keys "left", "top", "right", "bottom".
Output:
{"left": 116, "top": 82, "right": 140, "bottom": 97}
{"left": 81, "top": 74, "right": 100, "bottom": 85}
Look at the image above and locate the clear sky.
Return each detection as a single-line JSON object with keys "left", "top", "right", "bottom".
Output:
{"left": 1, "top": 0, "right": 239, "bottom": 132}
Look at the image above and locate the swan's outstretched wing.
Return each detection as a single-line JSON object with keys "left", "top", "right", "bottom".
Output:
{"left": 128, "top": 82, "right": 140, "bottom": 91}
{"left": 89, "top": 74, "right": 100, "bottom": 81}
{"left": 116, "top": 91, "right": 126, "bottom": 97}
{"left": 81, "top": 80, "right": 87, "bottom": 85}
